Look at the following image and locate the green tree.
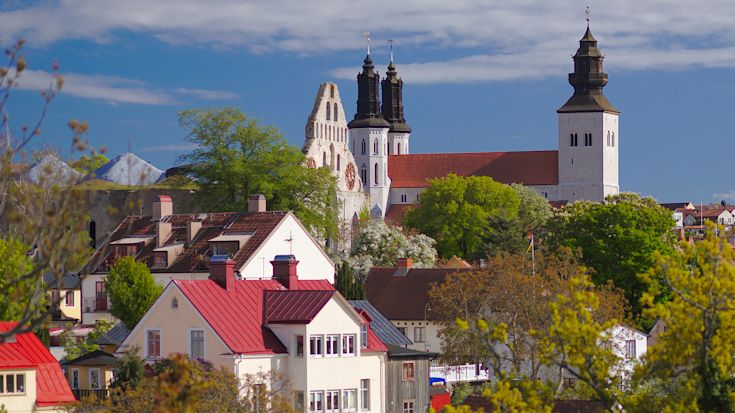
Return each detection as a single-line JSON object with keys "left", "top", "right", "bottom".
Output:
{"left": 72, "top": 153, "right": 109, "bottom": 174}
{"left": 334, "top": 262, "right": 364, "bottom": 300}
{"left": 544, "top": 193, "right": 676, "bottom": 321}
{"left": 511, "top": 183, "right": 552, "bottom": 234}
{"left": 61, "top": 320, "right": 112, "bottom": 361}
{"left": 178, "top": 108, "right": 338, "bottom": 239}
{"left": 0, "top": 238, "right": 39, "bottom": 321}
{"left": 106, "top": 256, "right": 163, "bottom": 328}
{"left": 404, "top": 174, "right": 520, "bottom": 259}
{"left": 112, "top": 345, "right": 144, "bottom": 391}
{"left": 636, "top": 223, "right": 735, "bottom": 412}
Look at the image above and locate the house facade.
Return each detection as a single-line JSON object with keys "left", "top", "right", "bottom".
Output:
{"left": 0, "top": 322, "right": 75, "bottom": 413}
{"left": 61, "top": 350, "right": 118, "bottom": 401}
{"left": 80, "top": 194, "right": 335, "bottom": 324}
{"left": 43, "top": 274, "right": 81, "bottom": 327}
{"left": 117, "top": 256, "right": 387, "bottom": 412}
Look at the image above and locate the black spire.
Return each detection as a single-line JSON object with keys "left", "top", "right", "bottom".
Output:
{"left": 381, "top": 45, "right": 411, "bottom": 133}
{"left": 557, "top": 21, "right": 619, "bottom": 113}
{"left": 348, "top": 50, "right": 390, "bottom": 129}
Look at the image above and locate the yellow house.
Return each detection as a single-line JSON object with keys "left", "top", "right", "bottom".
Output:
{"left": 44, "top": 274, "right": 81, "bottom": 326}
{"left": 61, "top": 351, "right": 119, "bottom": 401}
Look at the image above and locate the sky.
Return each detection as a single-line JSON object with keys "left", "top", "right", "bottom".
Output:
{"left": 1, "top": 0, "right": 734, "bottom": 203}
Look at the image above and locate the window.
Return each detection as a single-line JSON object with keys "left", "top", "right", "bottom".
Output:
{"left": 403, "top": 400, "right": 415, "bottom": 413}
{"left": 570, "top": 133, "right": 578, "bottom": 147}
{"left": 190, "top": 330, "right": 204, "bottom": 359}
{"left": 89, "top": 368, "right": 101, "bottom": 390}
{"left": 0, "top": 373, "right": 25, "bottom": 394}
{"left": 625, "top": 339, "right": 637, "bottom": 359}
{"left": 401, "top": 193, "right": 407, "bottom": 203}
{"left": 326, "top": 102, "right": 331, "bottom": 120}
{"left": 113, "top": 243, "right": 140, "bottom": 257}
{"left": 342, "top": 334, "right": 356, "bottom": 356}
{"left": 361, "top": 139, "right": 366, "bottom": 155}
{"left": 295, "top": 391, "right": 305, "bottom": 412}
{"left": 211, "top": 241, "right": 239, "bottom": 257}
{"left": 360, "top": 324, "right": 368, "bottom": 349}
{"left": 360, "top": 164, "right": 367, "bottom": 186}
{"left": 374, "top": 163, "right": 378, "bottom": 185}
{"left": 343, "top": 389, "right": 357, "bottom": 412}
{"left": 309, "top": 335, "right": 323, "bottom": 357}
{"left": 397, "top": 142, "right": 401, "bottom": 155}
{"left": 612, "top": 132, "right": 615, "bottom": 147}
{"left": 414, "top": 327, "right": 425, "bottom": 343}
{"left": 334, "top": 103, "right": 339, "bottom": 122}
{"left": 171, "top": 297, "right": 178, "bottom": 309}
{"left": 397, "top": 327, "right": 406, "bottom": 336}
{"left": 95, "top": 281, "right": 107, "bottom": 311}
{"left": 326, "top": 390, "right": 340, "bottom": 413}
{"left": 337, "top": 154, "right": 341, "bottom": 171}
{"left": 584, "top": 132, "right": 592, "bottom": 146}
{"left": 296, "top": 335, "right": 304, "bottom": 357}
{"left": 310, "top": 391, "right": 324, "bottom": 412}
{"left": 563, "top": 377, "right": 577, "bottom": 389}
{"left": 71, "top": 369, "right": 79, "bottom": 390}
{"left": 607, "top": 131, "right": 611, "bottom": 146}
{"left": 154, "top": 252, "right": 167, "bottom": 267}
{"left": 326, "top": 335, "right": 340, "bottom": 356}
{"left": 373, "top": 139, "right": 378, "bottom": 154}
{"left": 65, "top": 291, "right": 75, "bottom": 307}
{"left": 146, "top": 329, "right": 161, "bottom": 359}
{"left": 402, "top": 362, "right": 415, "bottom": 381}
{"left": 360, "top": 379, "right": 370, "bottom": 411}
{"left": 323, "top": 152, "right": 327, "bottom": 167}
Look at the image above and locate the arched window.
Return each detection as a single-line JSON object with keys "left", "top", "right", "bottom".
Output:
{"left": 397, "top": 142, "right": 401, "bottom": 155}
{"left": 323, "top": 152, "right": 327, "bottom": 167}
{"left": 612, "top": 132, "right": 615, "bottom": 147}
{"left": 326, "top": 103, "right": 331, "bottom": 121}
{"left": 361, "top": 139, "right": 366, "bottom": 155}
{"left": 337, "top": 154, "right": 341, "bottom": 171}
{"left": 334, "top": 103, "right": 338, "bottom": 122}
{"left": 360, "top": 164, "right": 367, "bottom": 185}
{"left": 374, "top": 163, "right": 379, "bottom": 185}
{"left": 373, "top": 139, "right": 378, "bottom": 154}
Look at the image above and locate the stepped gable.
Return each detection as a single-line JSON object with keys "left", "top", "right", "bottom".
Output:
{"left": 94, "top": 152, "right": 165, "bottom": 185}
{"left": 387, "top": 150, "right": 559, "bottom": 188}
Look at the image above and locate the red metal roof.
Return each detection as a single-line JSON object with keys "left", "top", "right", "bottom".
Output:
{"left": 388, "top": 151, "right": 559, "bottom": 188}
{"left": 175, "top": 279, "right": 334, "bottom": 355}
{"left": 264, "top": 290, "right": 335, "bottom": 323}
{"left": 0, "top": 322, "right": 75, "bottom": 407}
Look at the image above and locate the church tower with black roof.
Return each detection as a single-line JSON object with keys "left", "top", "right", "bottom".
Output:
{"left": 381, "top": 43, "right": 411, "bottom": 156}
{"left": 557, "top": 12, "right": 620, "bottom": 202}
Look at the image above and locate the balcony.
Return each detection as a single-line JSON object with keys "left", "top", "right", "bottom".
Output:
{"left": 430, "top": 364, "right": 491, "bottom": 383}
{"left": 72, "top": 389, "right": 109, "bottom": 400}
{"left": 84, "top": 297, "right": 111, "bottom": 313}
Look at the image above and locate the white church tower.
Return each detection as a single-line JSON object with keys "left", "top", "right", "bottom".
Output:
{"left": 348, "top": 47, "right": 391, "bottom": 218}
{"left": 557, "top": 19, "right": 620, "bottom": 202}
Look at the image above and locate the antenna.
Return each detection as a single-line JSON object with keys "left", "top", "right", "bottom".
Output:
{"left": 388, "top": 39, "right": 394, "bottom": 62}
{"left": 585, "top": 5, "right": 591, "bottom": 26}
{"left": 363, "top": 32, "right": 371, "bottom": 55}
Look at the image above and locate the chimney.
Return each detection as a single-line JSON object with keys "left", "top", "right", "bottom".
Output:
{"left": 248, "top": 194, "right": 266, "bottom": 213}
{"left": 156, "top": 221, "right": 172, "bottom": 248}
{"left": 186, "top": 220, "right": 202, "bottom": 245}
{"left": 271, "top": 254, "right": 299, "bottom": 290}
{"left": 394, "top": 257, "right": 413, "bottom": 277}
{"left": 210, "top": 255, "right": 236, "bottom": 290}
{"left": 152, "top": 195, "right": 173, "bottom": 221}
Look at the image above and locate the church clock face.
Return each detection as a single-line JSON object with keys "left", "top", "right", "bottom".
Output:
{"left": 345, "top": 163, "right": 356, "bottom": 190}
{"left": 306, "top": 157, "right": 316, "bottom": 168}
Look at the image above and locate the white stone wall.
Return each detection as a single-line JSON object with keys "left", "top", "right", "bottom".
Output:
{"left": 388, "top": 132, "right": 410, "bottom": 155}
{"left": 350, "top": 127, "right": 391, "bottom": 218}
{"left": 387, "top": 187, "right": 424, "bottom": 207}
{"left": 557, "top": 111, "right": 619, "bottom": 202}
{"left": 528, "top": 185, "right": 560, "bottom": 202}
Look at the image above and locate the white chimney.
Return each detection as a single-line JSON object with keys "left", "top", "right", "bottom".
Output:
{"left": 152, "top": 195, "right": 173, "bottom": 221}
{"left": 156, "top": 221, "right": 172, "bottom": 248}
{"left": 248, "top": 194, "right": 266, "bottom": 213}
{"left": 186, "top": 220, "right": 202, "bottom": 245}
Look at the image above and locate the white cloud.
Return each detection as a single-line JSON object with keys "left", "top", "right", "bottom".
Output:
{"left": 138, "top": 143, "right": 199, "bottom": 152}
{"left": 3, "top": 1, "right": 735, "bottom": 83}
{"left": 175, "top": 87, "right": 238, "bottom": 100}
{"left": 714, "top": 191, "right": 735, "bottom": 203}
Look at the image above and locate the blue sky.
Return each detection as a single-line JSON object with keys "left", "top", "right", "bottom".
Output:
{"left": 2, "top": 0, "right": 735, "bottom": 203}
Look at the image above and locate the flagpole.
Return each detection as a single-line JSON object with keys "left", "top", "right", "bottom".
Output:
{"left": 531, "top": 232, "right": 536, "bottom": 276}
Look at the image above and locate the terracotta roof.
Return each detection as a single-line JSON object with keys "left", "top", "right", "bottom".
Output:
{"left": 387, "top": 151, "right": 558, "bottom": 188}
{"left": 84, "top": 211, "right": 289, "bottom": 274}
{"left": 175, "top": 278, "right": 334, "bottom": 355}
{"left": 384, "top": 204, "right": 413, "bottom": 226}
{"left": 263, "top": 290, "right": 335, "bottom": 323}
{"left": 0, "top": 322, "right": 75, "bottom": 407}
{"left": 364, "top": 268, "right": 471, "bottom": 320}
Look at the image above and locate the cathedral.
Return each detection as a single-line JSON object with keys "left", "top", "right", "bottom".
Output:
{"left": 302, "top": 21, "right": 619, "bottom": 229}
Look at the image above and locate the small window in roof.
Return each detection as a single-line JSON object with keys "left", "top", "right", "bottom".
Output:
{"left": 171, "top": 297, "right": 178, "bottom": 309}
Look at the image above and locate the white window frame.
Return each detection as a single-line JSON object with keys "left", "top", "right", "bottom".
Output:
{"left": 89, "top": 368, "right": 101, "bottom": 390}
{"left": 342, "top": 334, "right": 356, "bottom": 356}
{"left": 360, "top": 379, "right": 370, "bottom": 411}
{"left": 326, "top": 389, "right": 340, "bottom": 413}
{"left": 403, "top": 400, "right": 415, "bottom": 413}
{"left": 0, "top": 373, "right": 26, "bottom": 395}
{"left": 360, "top": 324, "right": 368, "bottom": 349}
{"left": 71, "top": 368, "right": 79, "bottom": 390}
{"left": 625, "top": 339, "right": 637, "bottom": 359}
{"left": 342, "top": 388, "right": 357, "bottom": 412}
{"left": 309, "top": 335, "right": 324, "bottom": 358}
{"left": 145, "top": 328, "right": 162, "bottom": 359}
{"left": 188, "top": 328, "right": 205, "bottom": 359}
{"left": 325, "top": 335, "right": 340, "bottom": 357}
{"left": 413, "top": 327, "right": 425, "bottom": 343}
{"left": 310, "top": 390, "right": 324, "bottom": 412}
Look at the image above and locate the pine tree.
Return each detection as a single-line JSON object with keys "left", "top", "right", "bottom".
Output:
{"left": 335, "top": 262, "right": 364, "bottom": 300}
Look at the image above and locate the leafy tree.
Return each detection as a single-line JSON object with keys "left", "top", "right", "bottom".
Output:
{"left": 544, "top": 193, "right": 676, "bottom": 321}
{"left": 112, "top": 345, "right": 144, "bottom": 391}
{"left": 511, "top": 183, "right": 552, "bottom": 234}
{"left": 61, "top": 320, "right": 112, "bottom": 361}
{"left": 347, "top": 220, "right": 437, "bottom": 280}
{"left": 0, "top": 39, "right": 93, "bottom": 341}
{"left": 334, "top": 262, "right": 364, "bottom": 300}
{"left": 178, "top": 108, "right": 338, "bottom": 239}
{"left": 72, "top": 153, "right": 109, "bottom": 174}
{"left": 106, "top": 256, "right": 163, "bottom": 328}
{"left": 404, "top": 174, "right": 520, "bottom": 259}
{"left": 636, "top": 223, "right": 735, "bottom": 412}
{"left": 484, "top": 215, "right": 527, "bottom": 257}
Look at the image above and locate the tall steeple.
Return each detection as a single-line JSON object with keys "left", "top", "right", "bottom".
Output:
{"left": 348, "top": 35, "right": 390, "bottom": 129}
{"left": 557, "top": 10, "right": 618, "bottom": 114}
{"left": 381, "top": 41, "right": 411, "bottom": 133}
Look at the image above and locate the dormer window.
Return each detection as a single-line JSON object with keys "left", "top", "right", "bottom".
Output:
{"left": 154, "top": 252, "right": 168, "bottom": 268}
{"left": 210, "top": 241, "right": 239, "bottom": 257}
{"left": 361, "top": 324, "right": 368, "bottom": 349}
{"left": 113, "top": 244, "right": 140, "bottom": 257}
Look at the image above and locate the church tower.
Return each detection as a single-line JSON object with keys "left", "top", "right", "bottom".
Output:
{"left": 381, "top": 44, "right": 411, "bottom": 155}
{"left": 348, "top": 46, "right": 391, "bottom": 218}
{"left": 557, "top": 16, "right": 620, "bottom": 202}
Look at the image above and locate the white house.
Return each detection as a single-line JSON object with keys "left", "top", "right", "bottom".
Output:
{"left": 79, "top": 194, "right": 335, "bottom": 324}
{"left": 116, "top": 256, "right": 387, "bottom": 412}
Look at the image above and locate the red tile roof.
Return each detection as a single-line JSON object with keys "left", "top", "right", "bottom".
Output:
{"left": 0, "top": 322, "right": 75, "bottom": 407}
{"left": 175, "top": 279, "right": 334, "bottom": 355}
{"left": 384, "top": 204, "right": 413, "bottom": 226}
{"left": 263, "top": 290, "right": 335, "bottom": 323}
{"left": 387, "top": 151, "right": 558, "bottom": 188}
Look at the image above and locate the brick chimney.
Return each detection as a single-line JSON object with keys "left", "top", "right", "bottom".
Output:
{"left": 271, "top": 254, "right": 299, "bottom": 290}
{"left": 394, "top": 257, "right": 413, "bottom": 277}
{"left": 152, "top": 195, "right": 173, "bottom": 221}
{"left": 210, "top": 255, "right": 236, "bottom": 290}
{"left": 248, "top": 194, "right": 266, "bottom": 213}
